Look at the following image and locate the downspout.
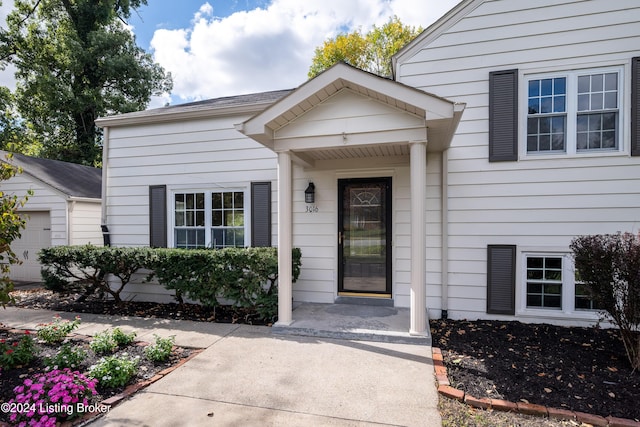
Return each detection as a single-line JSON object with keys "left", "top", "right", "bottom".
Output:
{"left": 441, "top": 149, "right": 449, "bottom": 320}
{"left": 101, "top": 126, "right": 111, "bottom": 247}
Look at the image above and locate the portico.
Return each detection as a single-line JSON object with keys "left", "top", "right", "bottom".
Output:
{"left": 237, "top": 62, "right": 464, "bottom": 335}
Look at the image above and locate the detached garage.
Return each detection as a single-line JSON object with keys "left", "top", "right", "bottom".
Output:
{"left": 0, "top": 151, "right": 102, "bottom": 282}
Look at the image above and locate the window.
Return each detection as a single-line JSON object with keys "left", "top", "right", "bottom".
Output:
{"left": 522, "top": 253, "right": 599, "bottom": 313}
{"left": 211, "top": 192, "right": 244, "bottom": 248}
{"left": 173, "top": 190, "right": 246, "bottom": 249}
{"left": 525, "top": 68, "right": 621, "bottom": 155}
{"left": 526, "top": 256, "right": 562, "bottom": 309}
{"left": 174, "top": 193, "right": 205, "bottom": 249}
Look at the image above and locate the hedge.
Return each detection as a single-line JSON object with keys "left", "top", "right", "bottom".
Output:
{"left": 39, "top": 245, "right": 302, "bottom": 322}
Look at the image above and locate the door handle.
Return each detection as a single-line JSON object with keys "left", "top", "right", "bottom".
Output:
{"left": 338, "top": 231, "right": 343, "bottom": 245}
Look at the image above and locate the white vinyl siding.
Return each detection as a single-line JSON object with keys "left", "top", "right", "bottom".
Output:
{"left": 69, "top": 201, "right": 102, "bottom": 245}
{"left": 396, "top": 0, "right": 640, "bottom": 322}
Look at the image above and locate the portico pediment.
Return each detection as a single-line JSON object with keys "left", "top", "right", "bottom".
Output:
{"left": 236, "top": 62, "right": 464, "bottom": 166}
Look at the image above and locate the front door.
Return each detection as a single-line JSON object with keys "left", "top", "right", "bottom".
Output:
{"left": 338, "top": 178, "right": 392, "bottom": 296}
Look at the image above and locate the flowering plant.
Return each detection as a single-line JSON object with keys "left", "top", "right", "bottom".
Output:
{"left": 36, "top": 315, "right": 81, "bottom": 344}
{"left": 43, "top": 343, "right": 87, "bottom": 371}
{"left": 88, "top": 353, "right": 140, "bottom": 388}
{"left": 8, "top": 368, "right": 97, "bottom": 426}
{"left": 0, "top": 331, "right": 36, "bottom": 369}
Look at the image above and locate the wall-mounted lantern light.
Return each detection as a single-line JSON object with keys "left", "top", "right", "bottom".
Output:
{"left": 304, "top": 182, "right": 315, "bottom": 204}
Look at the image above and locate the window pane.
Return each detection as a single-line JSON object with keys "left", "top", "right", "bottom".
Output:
{"left": 552, "top": 134, "right": 564, "bottom": 151}
{"left": 602, "top": 131, "right": 616, "bottom": 149}
{"left": 527, "top": 283, "right": 542, "bottom": 293}
{"left": 186, "top": 193, "right": 194, "bottom": 209}
{"left": 541, "top": 78, "right": 553, "bottom": 95}
{"left": 528, "top": 80, "right": 540, "bottom": 97}
{"left": 212, "top": 193, "right": 222, "bottom": 209}
{"left": 554, "top": 77, "right": 566, "bottom": 94}
{"left": 235, "top": 211, "right": 244, "bottom": 227}
{"left": 541, "top": 97, "right": 552, "bottom": 113}
{"left": 224, "top": 211, "right": 234, "bottom": 226}
{"left": 591, "top": 74, "right": 603, "bottom": 91}
{"left": 540, "top": 117, "right": 550, "bottom": 133}
{"left": 539, "top": 135, "right": 550, "bottom": 151}
{"left": 186, "top": 211, "right": 194, "bottom": 227}
{"left": 527, "top": 270, "right": 543, "bottom": 280}
{"left": 554, "top": 95, "right": 565, "bottom": 113}
{"left": 577, "top": 115, "right": 588, "bottom": 132}
{"left": 545, "top": 295, "right": 561, "bottom": 308}
{"left": 175, "top": 230, "right": 186, "bottom": 247}
{"left": 528, "top": 257, "right": 543, "bottom": 268}
{"left": 528, "top": 98, "right": 539, "bottom": 114}
{"left": 527, "top": 136, "right": 538, "bottom": 152}
{"left": 604, "top": 92, "right": 617, "bottom": 109}
{"left": 234, "top": 192, "right": 244, "bottom": 208}
{"left": 589, "top": 132, "right": 601, "bottom": 149}
{"left": 578, "top": 75, "right": 590, "bottom": 93}
{"left": 578, "top": 94, "right": 589, "bottom": 111}
{"left": 223, "top": 192, "right": 232, "bottom": 207}
{"left": 527, "top": 295, "right": 542, "bottom": 307}
{"left": 212, "top": 229, "right": 224, "bottom": 248}
{"left": 196, "top": 193, "right": 205, "bottom": 209}
{"left": 212, "top": 210, "right": 222, "bottom": 226}
{"left": 605, "top": 73, "right": 617, "bottom": 91}
{"left": 603, "top": 112, "right": 617, "bottom": 130}
{"left": 175, "top": 212, "right": 185, "bottom": 227}
{"left": 175, "top": 194, "right": 185, "bottom": 210}
{"left": 196, "top": 211, "right": 205, "bottom": 227}
{"left": 591, "top": 93, "right": 603, "bottom": 110}
{"left": 545, "top": 284, "right": 561, "bottom": 294}
{"left": 545, "top": 257, "right": 562, "bottom": 269}
{"left": 577, "top": 132, "right": 588, "bottom": 150}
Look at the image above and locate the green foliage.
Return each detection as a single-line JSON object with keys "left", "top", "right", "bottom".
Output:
{"left": 147, "top": 247, "right": 302, "bottom": 322}
{"left": 0, "top": 153, "right": 31, "bottom": 306}
{"left": 39, "top": 245, "right": 153, "bottom": 303}
{"left": 36, "top": 315, "right": 81, "bottom": 344}
{"left": 88, "top": 353, "right": 140, "bottom": 388}
{"left": 308, "top": 16, "right": 422, "bottom": 78}
{"left": 90, "top": 328, "right": 136, "bottom": 354}
{"left": 39, "top": 245, "right": 302, "bottom": 322}
{"left": 43, "top": 343, "right": 87, "bottom": 370}
{"left": 0, "top": 332, "right": 37, "bottom": 369}
{"left": 570, "top": 232, "right": 640, "bottom": 370}
{"left": 144, "top": 334, "right": 175, "bottom": 362}
{"left": 2, "top": 0, "right": 173, "bottom": 165}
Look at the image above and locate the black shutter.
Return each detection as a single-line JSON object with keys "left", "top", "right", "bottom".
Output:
{"left": 251, "top": 182, "right": 271, "bottom": 247}
{"left": 489, "top": 69, "right": 518, "bottom": 162}
{"left": 149, "top": 185, "right": 167, "bottom": 248}
{"left": 487, "top": 245, "right": 516, "bottom": 315}
{"left": 632, "top": 57, "right": 640, "bottom": 156}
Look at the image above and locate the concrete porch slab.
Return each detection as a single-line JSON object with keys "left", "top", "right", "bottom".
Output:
{"left": 273, "top": 302, "right": 431, "bottom": 345}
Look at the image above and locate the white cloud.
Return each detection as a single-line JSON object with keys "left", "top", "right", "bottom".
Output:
{"left": 150, "top": 0, "right": 461, "bottom": 105}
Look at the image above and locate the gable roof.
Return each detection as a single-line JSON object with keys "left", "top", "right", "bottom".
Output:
{"left": 0, "top": 151, "right": 102, "bottom": 200}
{"left": 238, "top": 62, "right": 465, "bottom": 163}
{"left": 96, "top": 89, "right": 294, "bottom": 127}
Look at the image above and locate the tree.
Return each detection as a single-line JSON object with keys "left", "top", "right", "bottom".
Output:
{"left": 308, "top": 16, "right": 422, "bottom": 79}
{"left": 0, "top": 153, "right": 31, "bottom": 306}
{"left": 2, "top": 0, "right": 172, "bottom": 166}
{"left": 570, "top": 233, "right": 640, "bottom": 370}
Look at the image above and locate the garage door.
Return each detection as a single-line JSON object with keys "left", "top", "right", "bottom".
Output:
{"left": 10, "top": 212, "right": 52, "bottom": 282}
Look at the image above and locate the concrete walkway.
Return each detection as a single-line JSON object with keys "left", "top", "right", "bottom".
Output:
{"left": 1, "top": 306, "right": 441, "bottom": 426}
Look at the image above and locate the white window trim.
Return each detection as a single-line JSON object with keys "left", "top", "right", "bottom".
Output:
{"left": 167, "top": 186, "right": 250, "bottom": 249}
{"left": 517, "top": 250, "right": 601, "bottom": 321}
{"left": 519, "top": 65, "right": 626, "bottom": 160}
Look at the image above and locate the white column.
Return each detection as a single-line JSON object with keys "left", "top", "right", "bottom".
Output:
{"left": 275, "top": 151, "right": 293, "bottom": 326}
{"left": 409, "top": 140, "right": 427, "bottom": 336}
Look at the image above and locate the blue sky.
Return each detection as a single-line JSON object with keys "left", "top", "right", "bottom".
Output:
{"left": 1, "top": 0, "right": 461, "bottom": 108}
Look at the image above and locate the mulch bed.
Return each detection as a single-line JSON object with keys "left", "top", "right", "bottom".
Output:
{"left": 430, "top": 319, "right": 638, "bottom": 421}
{"left": 9, "top": 288, "right": 271, "bottom": 325}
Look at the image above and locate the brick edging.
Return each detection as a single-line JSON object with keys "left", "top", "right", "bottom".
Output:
{"left": 1, "top": 326, "right": 203, "bottom": 427}
{"left": 432, "top": 347, "right": 640, "bottom": 427}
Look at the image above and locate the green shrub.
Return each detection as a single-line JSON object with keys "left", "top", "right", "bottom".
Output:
{"left": 90, "top": 328, "right": 136, "bottom": 354}
{"left": 88, "top": 354, "right": 140, "bottom": 388}
{"left": 39, "top": 245, "right": 153, "bottom": 303}
{"left": 39, "top": 245, "right": 302, "bottom": 322}
{"left": 43, "top": 343, "right": 87, "bottom": 370}
{"left": 36, "top": 315, "right": 81, "bottom": 344}
{"left": 144, "top": 335, "right": 175, "bottom": 362}
{"left": 571, "top": 232, "right": 640, "bottom": 370}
